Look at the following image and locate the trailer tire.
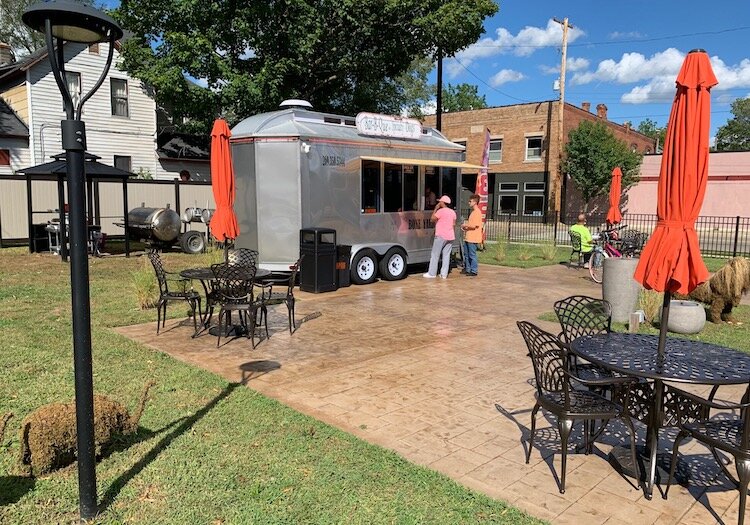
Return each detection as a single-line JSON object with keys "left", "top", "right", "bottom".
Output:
{"left": 180, "top": 230, "right": 205, "bottom": 254}
{"left": 379, "top": 248, "right": 407, "bottom": 281}
{"left": 351, "top": 249, "right": 378, "bottom": 285}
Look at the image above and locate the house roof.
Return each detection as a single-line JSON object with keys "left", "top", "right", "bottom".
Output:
{"left": 0, "top": 97, "right": 29, "bottom": 138}
{"left": 157, "top": 132, "right": 210, "bottom": 161}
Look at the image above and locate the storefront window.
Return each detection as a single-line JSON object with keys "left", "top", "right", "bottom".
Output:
{"left": 499, "top": 195, "right": 518, "bottom": 214}
{"left": 524, "top": 195, "right": 545, "bottom": 216}
{"left": 383, "top": 163, "right": 403, "bottom": 212}
{"left": 361, "top": 160, "right": 380, "bottom": 213}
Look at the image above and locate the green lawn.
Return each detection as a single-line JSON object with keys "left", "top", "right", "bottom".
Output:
{"left": 538, "top": 305, "right": 750, "bottom": 353}
{"left": 0, "top": 248, "right": 540, "bottom": 524}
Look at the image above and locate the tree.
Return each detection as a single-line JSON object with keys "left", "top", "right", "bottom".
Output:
{"left": 564, "top": 120, "right": 643, "bottom": 209}
{"left": 715, "top": 98, "right": 750, "bottom": 151}
{"left": 0, "top": 0, "right": 45, "bottom": 57}
{"left": 115, "top": 0, "right": 497, "bottom": 132}
{"left": 400, "top": 57, "right": 437, "bottom": 119}
{"left": 636, "top": 118, "right": 666, "bottom": 152}
{"left": 442, "top": 83, "right": 487, "bottom": 112}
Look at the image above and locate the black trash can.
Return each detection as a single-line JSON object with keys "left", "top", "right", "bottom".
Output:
{"left": 336, "top": 245, "right": 352, "bottom": 288}
{"left": 299, "top": 228, "right": 337, "bottom": 293}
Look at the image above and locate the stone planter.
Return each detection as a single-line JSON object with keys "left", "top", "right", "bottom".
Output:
{"left": 667, "top": 300, "right": 706, "bottom": 334}
{"left": 602, "top": 257, "right": 641, "bottom": 323}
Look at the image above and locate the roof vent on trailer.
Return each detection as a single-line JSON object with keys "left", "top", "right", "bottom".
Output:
{"left": 279, "top": 99, "right": 313, "bottom": 109}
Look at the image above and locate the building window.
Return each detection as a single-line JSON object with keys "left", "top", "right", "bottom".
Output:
{"left": 66, "top": 72, "right": 81, "bottom": 111}
{"left": 361, "top": 160, "right": 380, "bottom": 213}
{"left": 499, "top": 195, "right": 517, "bottom": 215}
{"left": 499, "top": 182, "right": 518, "bottom": 191}
{"left": 114, "top": 155, "right": 132, "bottom": 172}
{"left": 88, "top": 43, "right": 99, "bottom": 54}
{"left": 454, "top": 140, "right": 467, "bottom": 161}
{"left": 524, "top": 182, "right": 545, "bottom": 192}
{"left": 525, "top": 136, "right": 543, "bottom": 161}
{"left": 110, "top": 78, "right": 129, "bottom": 117}
{"left": 489, "top": 139, "right": 502, "bottom": 163}
{"left": 0, "top": 149, "right": 10, "bottom": 166}
{"left": 383, "top": 163, "right": 403, "bottom": 213}
{"left": 524, "top": 195, "right": 545, "bottom": 216}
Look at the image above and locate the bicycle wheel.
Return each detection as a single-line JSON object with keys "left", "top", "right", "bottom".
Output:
{"left": 589, "top": 251, "right": 605, "bottom": 283}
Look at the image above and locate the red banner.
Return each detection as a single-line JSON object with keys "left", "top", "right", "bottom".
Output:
{"left": 475, "top": 128, "right": 490, "bottom": 240}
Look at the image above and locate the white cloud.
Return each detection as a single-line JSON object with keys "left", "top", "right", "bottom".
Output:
{"left": 572, "top": 48, "right": 685, "bottom": 85}
{"left": 447, "top": 19, "right": 585, "bottom": 78}
{"left": 540, "top": 57, "right": 590, "bottom": 75}
{"left": 490, "top": 69, "right": 525, "bottom": 86}
{"left": 609, "top": 31, "right": 645, "bottom": 40}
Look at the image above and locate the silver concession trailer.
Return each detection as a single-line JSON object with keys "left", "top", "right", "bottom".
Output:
{"left": 230, "top": 101, "right": 482, "bottom": 284}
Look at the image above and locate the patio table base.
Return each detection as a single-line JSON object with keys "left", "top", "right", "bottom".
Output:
{"left": 208, "top": 324, "right": 247, "bottom": 338}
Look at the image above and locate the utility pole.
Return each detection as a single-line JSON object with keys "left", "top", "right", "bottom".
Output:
{"left": 553, "top": 17, "right": 572, "bottom": 219}
{"left": 436, "top": 48, "right": 443, "bottom": 131}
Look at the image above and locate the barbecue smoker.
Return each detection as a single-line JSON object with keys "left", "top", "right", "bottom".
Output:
{"left": 125, "top": 206, "right": 205, "bottom": 254}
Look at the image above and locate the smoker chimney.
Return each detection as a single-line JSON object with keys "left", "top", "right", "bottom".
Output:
{"left": 0, "top": 43, "right": 16, "bottom": 67}
{"left": 596, "top": 104, "right": 608, "bottom": 120}
{"left": 581, "top": 101, "right": 591, "bottom": 113}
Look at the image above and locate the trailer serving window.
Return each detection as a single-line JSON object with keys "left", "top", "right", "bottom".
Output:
{"left": 384, "top": 163, "right": 403, "bottom": 212}
{"left": 403, "top": 165, "right": 418, "bottom": 211}
{"left": 361, "top": 160, "right": 380, "bottom": 213}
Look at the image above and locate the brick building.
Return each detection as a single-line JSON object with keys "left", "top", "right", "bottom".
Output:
{"left": 422, "top": 101, "right": 656, "bottom": 218}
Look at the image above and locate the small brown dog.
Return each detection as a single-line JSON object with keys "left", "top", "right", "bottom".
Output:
{"left": 20, "top": 381, "right": 155, "bottom": 477}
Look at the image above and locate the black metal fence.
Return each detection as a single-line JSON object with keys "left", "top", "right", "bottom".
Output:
{"left": 471, "top": 212, "right": 750, "bottom": 259}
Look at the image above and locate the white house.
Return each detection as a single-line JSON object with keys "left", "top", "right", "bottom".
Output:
{"left": 0, "top": 41, "right": 209, "bottom": 180}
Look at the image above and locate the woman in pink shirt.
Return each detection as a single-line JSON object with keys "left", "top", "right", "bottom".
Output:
{"left": 423, "top": 195, "right": 457, "bottom": 279}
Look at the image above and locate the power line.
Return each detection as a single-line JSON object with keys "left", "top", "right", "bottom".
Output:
{"left": 468, "top": 25, "right": 750, "bottom": 50}
{"left": 451, "top": 56, "right": 531, "bottom": 103}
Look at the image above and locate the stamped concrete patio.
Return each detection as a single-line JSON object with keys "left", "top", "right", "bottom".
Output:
{"left": 117, "top": 263, "right": 746, "bottom": 524}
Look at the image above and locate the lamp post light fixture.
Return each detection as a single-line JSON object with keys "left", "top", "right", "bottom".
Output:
{"left": 22, "top": 2, "right": 122, "bottom": 521}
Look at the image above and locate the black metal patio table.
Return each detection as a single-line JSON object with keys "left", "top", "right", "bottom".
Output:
{"left": 571, "top": 332, "right": 750, "bottom": 499}
{"left": 180, "top": 266, "right": 271, "bottom": 334}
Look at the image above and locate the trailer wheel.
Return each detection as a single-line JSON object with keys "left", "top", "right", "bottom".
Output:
{"left": 180, "top": 230, "right": 205, "bottom": 254}
{"left": 351, "top": 249, "right": 378, "bottom": 285}
{"left": 379, "top": 248, "right": 407, "bottom": 281}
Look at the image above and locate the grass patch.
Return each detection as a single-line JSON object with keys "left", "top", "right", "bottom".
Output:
{"left": 479, "top": 243, "right": 570, "bottom": 269}
{"left": 0, "top": 248, "right": 540, "bottom": 524}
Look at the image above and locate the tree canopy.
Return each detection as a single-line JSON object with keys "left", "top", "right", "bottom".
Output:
{"left": 0, "top": 0, "right": 46, "bottom": 57}
{"left": 636, "top": 118, "right": 666, "bottom": 152}
{"left": 715, "top": 98, "right": 750, "bottom": 152}
{"left": 563, "top": 120, "right": 643, "bottom": 209}
{"left": 115, "top": 0, "right": 497, "bottom": 132}
{"left": 442, "top": 83, "right": 487, "bottom": 112}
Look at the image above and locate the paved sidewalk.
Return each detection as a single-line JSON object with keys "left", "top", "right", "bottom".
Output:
{"left": 117, "top": 263, "right": 745, "bottom": 524}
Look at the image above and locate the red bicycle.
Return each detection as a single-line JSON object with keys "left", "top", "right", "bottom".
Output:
{"left": 588, "top": 225, "right": 637, "bottom": 283}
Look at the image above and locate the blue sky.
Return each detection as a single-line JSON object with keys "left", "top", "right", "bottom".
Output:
{"left": 440, "top": 0, "right": 750, "bottom": 138}
{"left": 101, "top": 0, "right": 749, "bottom": 137}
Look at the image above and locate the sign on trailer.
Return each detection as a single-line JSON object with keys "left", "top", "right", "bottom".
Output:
{"left": 355, "top": 112, "right": 422, "bottom": 140}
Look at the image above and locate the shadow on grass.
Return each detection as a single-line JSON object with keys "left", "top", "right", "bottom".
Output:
{"left": 0, "top": 475, "right": 35, "bottom": 505}
{"left": 99, "top": 382, "right": 239, "bottom": 512}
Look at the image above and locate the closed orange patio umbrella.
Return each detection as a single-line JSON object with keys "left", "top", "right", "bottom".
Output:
{"left": 606, "top": 167, "right": 623, "bottom": 225}
{"left": 210, "top": 118, "right": 239, "bottom": 255}
{"left": 633, "top": 49, "right": 717, "bottom": 358}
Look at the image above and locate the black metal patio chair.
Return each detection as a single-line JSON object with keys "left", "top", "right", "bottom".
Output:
{"left": 210, "top": 263, "right": 269, "bottom": 348}
{"left": 517, "top": 321, "right": 640, "bottom": 494}
{"left": 147, "top": 251, "right": 201, "bottom": 335}
{"left": 569, "top": 231, "right": 584, "bottom": 267}
{"left": 227, "top": 248, "right": 259, "bottom": 268}
{"left": 259, "top": 256, "right": 303, "bottom": 335}
{"left": 666, "top": 387, "right": 750, "bottom": 525}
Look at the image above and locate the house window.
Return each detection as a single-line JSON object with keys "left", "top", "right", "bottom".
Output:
{"left": 114, "top": 155, "right": 132, "bottom": 172}
{"left": 499, "top": 195, "right": 517, "bottom": 214}
{"left": 454, "top": 140, "right": 466, "bottom": 161}
{"left": 88, "top": 43, "right": 99, "bottom": 54}
{"left": 0, "top": 149, "right": 10, "bottom": 166}
{"left": 66, "top": 72, "right": 81, "bottom": 110}
{"left": 524, "top": 182, "right": 545, "bottom": 192}
{"left": 110, "top": 78, "right": 129, "bottom": 117}
{"left": 499, "top": 182, "right": 518, "bottom": 191}
{"left": 383, "top": 163, "right": 403, "bottom": 213}
{"left": 525, "top": 136, "right": 543, "bottom": 161}
{"left": 489, "top": 139, "right": 503, "bottom": 163}
{"left": 524, "top": 195, "right": 545, "bottom": 216}
{"left": 361, "top": 160, "right": 380, "bottom": 213}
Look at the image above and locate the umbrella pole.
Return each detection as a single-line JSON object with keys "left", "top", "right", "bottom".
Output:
{"left": 224, "top": 241, "right": 229, "bottom": 262}
{"left": 657, "top": 291, "right": 672, "bottom": 364}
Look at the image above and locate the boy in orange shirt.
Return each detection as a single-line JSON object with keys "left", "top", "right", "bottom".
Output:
{"left": 461, "top": 194, "right": 483, "bottom": 276}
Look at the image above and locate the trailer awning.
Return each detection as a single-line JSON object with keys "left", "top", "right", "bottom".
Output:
{"left": 360, "top": 156, "right": 485, "bottom": 170}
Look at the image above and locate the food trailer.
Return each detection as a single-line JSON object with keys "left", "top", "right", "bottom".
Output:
{"left": 230, "top": 101, "right": 482, "bottom": 284}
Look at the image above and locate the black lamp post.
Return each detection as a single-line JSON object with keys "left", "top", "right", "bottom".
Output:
{"left": 22, "top": 2, "right": 122, "bottom": 521}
